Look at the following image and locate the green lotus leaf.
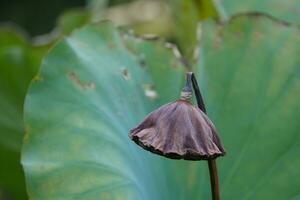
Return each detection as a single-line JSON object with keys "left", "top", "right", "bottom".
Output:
{"left": 197, "top": 14, "right": 300, "bottom": 199}
{"left": 22, "top": 22, "right": 194, "bottom": 200}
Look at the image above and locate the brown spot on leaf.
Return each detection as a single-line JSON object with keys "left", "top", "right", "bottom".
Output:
{"left": 170, "top": 59, "right": 179, "bottom": 68}
{"left": 137, "top": 54, "right": 146, "bottom": 68}
{"left": 254, "top": 31, "right": 263, "bottom": 40}
{"left": 68, "top": 71, "right": 95, "bottom": 90}
{"left": 212, "top": 27, "right": 224, "bottom": 49}
{"left": 108, "top": 42, "right": 116, "bottom": 49}
{"left": 212, "top": 36, "right": 222, "bottom": 49}
{"left": 121, "top": 68, "right": 131, "bottom": 80}
{"left": 235, "top": 31, "right": 242, "bottom": 39}
{"left": 138, "top": 58, "right": 146, "bottom": 67}
{"left": 32, "top": 75, "right": 43, "bottom": 83}
{"left": 23, "top": 126, "right": 30, "bottom": 143}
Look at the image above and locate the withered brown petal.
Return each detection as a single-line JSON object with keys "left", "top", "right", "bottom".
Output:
{"left": 129, "top": 100, "right": 226, "bottom": 160}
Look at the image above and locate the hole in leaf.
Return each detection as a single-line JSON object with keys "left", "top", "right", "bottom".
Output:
{"left": 143, "top": 84, "right": 158, "bottom": 100}
{"left": 68, "top": 71, "right": 95, "bottom": 90}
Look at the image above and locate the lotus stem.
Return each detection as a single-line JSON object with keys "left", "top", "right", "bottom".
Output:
{"left": 187, "top": 72, "right": 221, "bottom": 200}
{"left": 208, "top": 159, "right": 220, "bottom": 200}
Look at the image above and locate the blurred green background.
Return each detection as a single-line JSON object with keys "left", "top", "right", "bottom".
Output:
{"left": 0, "top": 0, "right": 85, "bottom": 36}
{"left": 0, "top": 0, "right": 300, "bottom": 199}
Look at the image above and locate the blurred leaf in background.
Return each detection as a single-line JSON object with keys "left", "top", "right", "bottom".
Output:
{"left": 95, "top": 0, "right": 172, "bottom": 37}
{"left": 222, "top": 0, "right": 300, "bottom": 24}
{"left": 0, "top": 3, "right": 98, "bottom": 200}
{"left": 169, "top": 0, "right": 220, "bottom": 62}
{"left": 197, "top": 13, "right": 300, "bottom": 199}
{"left": 56, "top": 8, "right": 91, "bottom": 35}
{"left": 0, "top": 0, "right": 85, "bottom": 36}
{"left": 0, "top": 27, "right": 50, "bottom": 199}
{"left": 91, "top": 0, "right": 222, "bottom": 63}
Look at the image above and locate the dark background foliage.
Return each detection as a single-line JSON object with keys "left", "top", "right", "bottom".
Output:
{"left": 0, "top": 0, "right": 85, "bottom": 36}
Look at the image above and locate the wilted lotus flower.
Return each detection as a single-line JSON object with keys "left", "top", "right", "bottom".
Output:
{"left": 129, "top": 72, "right": 225, "bottom": 200}
{"left": 129, "top": 73, "right": 225, "bottom": 160}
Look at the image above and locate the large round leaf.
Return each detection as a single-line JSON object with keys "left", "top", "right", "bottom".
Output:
{"left": 198, "top": 14, "right": 300, "bottom": 199}
{"left": 22, "top": 22, "right": 201, "bottom": 200}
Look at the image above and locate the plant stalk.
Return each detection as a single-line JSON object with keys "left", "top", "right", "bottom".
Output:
{"left": 208, "top": 159, "right": 220, "bottom": 200}
{"left": 186, "top": 72, "right": 221, "bottom": 200}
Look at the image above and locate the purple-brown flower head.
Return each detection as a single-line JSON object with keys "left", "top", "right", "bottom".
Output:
{"left": 129, "top": 72, "right": 225, "bottom": 160}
